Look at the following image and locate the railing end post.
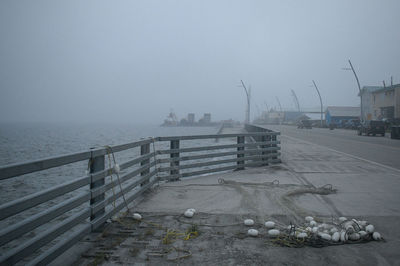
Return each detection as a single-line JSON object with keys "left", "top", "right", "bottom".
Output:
{"left": 170, "top": 140, "right": 180, "bottom": 180}
{"left": 140, "top": 143, "right": 151, "bottom": 186}
{"left": 89, "top": 148, "right": 105, "bottom": 231}
{"left": 236, "top": 136, "right": 245, "bottom": 170}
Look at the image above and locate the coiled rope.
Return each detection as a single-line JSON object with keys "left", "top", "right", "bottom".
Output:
{"left": 105, "top": 145, "right": 130, "bottom": 213}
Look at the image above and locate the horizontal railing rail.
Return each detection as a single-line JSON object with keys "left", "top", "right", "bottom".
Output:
{"left": 0, "top": 128, "right": 280, "bottom": 265}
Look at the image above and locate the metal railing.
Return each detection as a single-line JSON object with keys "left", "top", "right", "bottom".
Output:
{"left": 0, "top": 129, "right": 280, "bottom": 265}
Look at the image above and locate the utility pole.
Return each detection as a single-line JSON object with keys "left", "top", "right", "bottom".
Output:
{"left": 275, "top": 97, "right": 283, "bottom": 125}
{"left": 264, "top": 101, "right": 269, "bottom": 112}
{"left": 240, "top": 80, "right": 251, "bottom": 124}
{"left": 312, "top": 80, "right": 323, "bottom": 127}
{"left": 347, "top": 59, "right": 363, "bottom": 122}
{"left": 291, "top": 90, "right": 301, "bottom": 112}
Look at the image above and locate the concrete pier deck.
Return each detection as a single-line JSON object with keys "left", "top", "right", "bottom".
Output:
{"left": 70, "top": 134, "right": 400, "bottom": 265}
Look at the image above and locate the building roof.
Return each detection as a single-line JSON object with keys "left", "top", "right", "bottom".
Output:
{"left": 284, "top": 111, "right": 304, "bottom": 121}
{"left": 371, "top": 84, "right": 400, "bottom": 94}
{"left": 305, "top": 113, "right": 324, "bottom": 120}
{"left": 325, "top": 106, "right": 360, "bottom": 117}
{"left": 359, "top": 86, "right": 383, "bottom": 96}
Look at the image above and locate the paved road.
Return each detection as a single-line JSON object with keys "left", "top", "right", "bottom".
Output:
{"left": 262, "top": 125, "right": 400, "bottom": 170}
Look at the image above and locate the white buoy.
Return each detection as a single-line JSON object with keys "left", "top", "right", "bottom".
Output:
{"left": 358, "top": 220, "right": 367, "bottom": 227}
{"left": 338, "top": 217, "right": 347, "bottom": 223}
{"left": 133, "top": 213, "right": 142, "bottom": 220}
{"left": 349, "top": 233, "right": 360, "bottom": 241}
{"left": 320, "top": 233, "right": 331, "bottom": 241}
{"left": 305, "top": 216, "right": 314, "bottom": 222}
{"left": 340, "top": 231, "right": 348, "bottom": 242}
{"left": 345, "top": 224, "right": 355, "bottom": 234}
{"left": 330, "top": 227, "right": 338, "bottom": 234}
{"left": 114, "top": 164, "right": 120, "bottom": 173}
{"left": 332, "top": 232, "right": 340, "bottom": 242}
{"left": 312, "top": 227, "right": 319, "bottom": 233}
{"left": 268, "top": 229, "right": 280, "bottom": 236}
{"left": 359, "top": 231, "right": 367, "bottom": 237}
{"left": 184, "top": 210, "right": 194, "bottom": 218}
{"left": 310, "top": 220, "right": 317, "bottom": 227}
{"left": 320, "top": 223, "right": 329, "bottom": 229}
{"left": 187, "top": 208, "right": 196, "bottom": 213}
{"left": 244, "top": 219, "right": 254, "bottom": 226}
{"left": 366, "top": 224, "right": 374, "bottom": 233}
{"left": 297, "top": 232, "right": 307, "bottom": 238}
{"left": 264, "top": 221, "right": 275, "bottom": 228}
{"left": 248, "top": 229, "right": 259, "bottom": 237}
{"left": 372, "top": 232, "right": 382, "bottom": 241}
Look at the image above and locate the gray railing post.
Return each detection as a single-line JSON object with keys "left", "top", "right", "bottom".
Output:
{"left": 267, "top": 134, "right": 273, "bottom": 163}
{"left": 170, "top": 140, "right": 180, "bottom": 180}
{"left": 261, "top": 134, "right": 269, "bottom": 166}
{"left": 272, "top": 134, "right": 279, "bottom": 162}
{"left": 236, "top": 136, "right": 245, "bottom": 170}
{"left": 140, "top": 143, "right": 150, "bottom": 186}
{"left": 89, "top": 149, "right": 105, "bottom": 230}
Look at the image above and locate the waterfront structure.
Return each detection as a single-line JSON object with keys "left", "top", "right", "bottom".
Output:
{"left": 283, "top": 111, "right": 305, "bottom": 124}
{"left": 198, "top": 113, "right": 212, "bottom": 125}
{"left": 203, "top": 113, "right": 211, "bottom": 123}
{"left": 254, "top": 110, "right": 306, "bottom": 125}
{"left": 325, "top": 106, "right": 360, "bottom": 126}
{"left": 187, "top": 113, "right": 195, "bottom": 124}
{"left": 371, "top": 84, "right": 400, "bottom": 122}
{"left": 359, "top": 86, "right": 382, "bottom": 120}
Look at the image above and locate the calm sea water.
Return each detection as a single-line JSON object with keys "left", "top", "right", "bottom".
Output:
{"left": 0, "top": 122, "right": 218, "bottom": 165}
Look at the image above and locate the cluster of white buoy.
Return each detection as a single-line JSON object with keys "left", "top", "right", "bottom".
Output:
{"left": 244, "top": 219, "right": 259, "bottom": 236}
{"left": 298, "top": 216, "right": 383, "bottom": 243}
{"left": 244, "top": 218, "right": 281, "bottom": 237}
{"left": 243, "top": 215, "right": 383, "bottom": 245}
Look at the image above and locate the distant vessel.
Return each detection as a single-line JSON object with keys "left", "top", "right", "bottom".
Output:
{"left": 161, "top": 111, "right": 220, "bottom": 127}
{"left": 161, "top": 110, "right": 179, "bottom": 126}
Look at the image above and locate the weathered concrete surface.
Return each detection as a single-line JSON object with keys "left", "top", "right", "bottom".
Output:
{"left": 71, "top": 134, "right": 400, "bottom": 265}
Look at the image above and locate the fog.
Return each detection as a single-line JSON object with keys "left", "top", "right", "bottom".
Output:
{"left": 0, "top": 0, "right": 399, "bottom": 124}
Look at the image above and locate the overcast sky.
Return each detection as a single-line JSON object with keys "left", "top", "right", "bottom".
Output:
{"left": 1, "top": 0, "right": 399, "bottom": 124}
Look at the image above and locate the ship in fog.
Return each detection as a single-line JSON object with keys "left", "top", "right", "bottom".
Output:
{"left": 161, "top": 110, "right": 219, "bottom": 127}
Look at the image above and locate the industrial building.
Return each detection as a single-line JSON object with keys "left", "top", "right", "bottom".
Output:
{"left": 371, "top": 84, "right": 400, "bottom": 122}
{"left": 359, "top": 86, "right": 382, "bottom": 120}
{"left": 325, "top": 106, "right": 360, "bottom": 126}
